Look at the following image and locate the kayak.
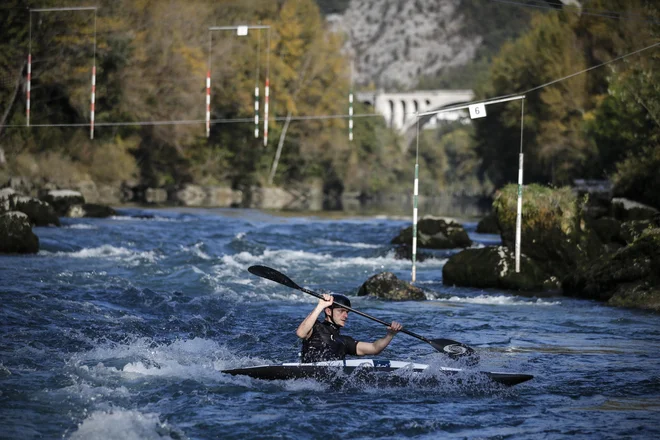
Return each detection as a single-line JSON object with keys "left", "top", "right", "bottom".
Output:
{"left": 222, "top": 359, "right": 534, "bottom": 387}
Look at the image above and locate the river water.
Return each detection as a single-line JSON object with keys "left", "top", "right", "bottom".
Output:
{"left": 1, "top": 207, "right": 658, "bottom": 439}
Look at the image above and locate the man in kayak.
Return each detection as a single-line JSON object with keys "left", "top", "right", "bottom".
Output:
{"left": 296, "top": 293, "right": 402, "bottom": 363}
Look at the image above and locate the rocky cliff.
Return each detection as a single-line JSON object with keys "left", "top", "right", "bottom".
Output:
{"left": 329, "top": 0, "right": 481, "bottom": 89}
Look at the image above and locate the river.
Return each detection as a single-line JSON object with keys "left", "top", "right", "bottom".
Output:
{"left": 1, "top": 207, "right": 658, "bottom": 439}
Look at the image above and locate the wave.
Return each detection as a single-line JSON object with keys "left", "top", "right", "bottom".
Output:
{"left": 436, "top": 295, "right": 561, "bottom": 306}
{"left": 69, "top": 409, "right": 183, "bottom": 440}
{"left": 180, "top": 242, "right": 212, "bottom": 260}
{"left": 40, "top": 245, "right": 159, "bottom": 265}
{"left": 68, "top": 337, "right": 266, "bottom": 382}
{"left": 313, "top": 238, "right": 382, "bottom": 249}
{"left": 64, "top": 224, "right": 98, "bottom": 230}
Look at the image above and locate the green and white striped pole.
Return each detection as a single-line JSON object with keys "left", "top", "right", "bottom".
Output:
{"left": 348, "top": 59, "right": 354, "bottom": 141}
{"left": 348, "top": 90, "right": 353, "bottom": 141}
{"left": 411, "top": 115, "right": 420, "bottom": 283}
{"left": 412, "top": 162, "right": 419, "bottom": 283}
{"left": 515, "top": 99, "right": 525, "bottom": 273}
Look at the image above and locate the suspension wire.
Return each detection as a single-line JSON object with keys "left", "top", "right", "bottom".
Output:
{"left": 3, "top": 113, "right": 383, "bottom": 128}
{"left": 490, "top": 0, "right": 660, "bottom": 24}
{"left": 6, "top": 38, "right": 657, "bottom": 131}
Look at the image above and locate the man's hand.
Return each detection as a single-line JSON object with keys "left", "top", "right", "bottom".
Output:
{"left": 387, "top": 321, "right": 403, "bottom": 335}
{"left": 318, "top": 293, "right": 334, "bottom": 309}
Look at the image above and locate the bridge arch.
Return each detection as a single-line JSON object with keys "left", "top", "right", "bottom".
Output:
{"left": 355, "top": 89, "right": 474, "bottom": 136}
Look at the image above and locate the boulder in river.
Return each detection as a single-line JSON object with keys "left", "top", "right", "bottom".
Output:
{"left": 562, "top": 228, "right": 660, "bottom": 312}
{"left": 0, "top": 211, "right": 39, "bottom": 254}
{"left": 39, "top": 189, "right": 85, "bottom": 216}
{"left": 442, "top": 246, "right": 559, "bottom": 291}
{"left": 1, "top": 188, "right": 60, "bottom": 226}
{"left": 391, "top": 216, "right": 472, "bottom": 249}
{"left": 357, "top": 272, "right": 426, "bottom": 300}
{"left": 493, "top": 183, "right": 602, "bottom": 279}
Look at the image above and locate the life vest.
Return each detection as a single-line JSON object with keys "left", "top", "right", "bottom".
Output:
{"left": 301, "top": 321, "right": 358, "bottom": 363}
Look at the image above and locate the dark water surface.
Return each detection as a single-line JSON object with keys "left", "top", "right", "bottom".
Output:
{"left": 1, "top": 208, "right": 658, "bottom": 439}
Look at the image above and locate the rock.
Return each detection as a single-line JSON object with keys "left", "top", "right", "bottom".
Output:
{"left": 586, "top": 217, "right": 625, "bottom": 253}
{"left": 612, "top": 198, "right": 659, "bottom": 222}
{"left": 493, "top": 184, "right": 603, "bottom": 279}
{"left": 66, "top": 203, "right": 117, "bottom": 218}
{"left": 0, "top": 211, "right": 39, "bottom": 253}
{"left": 39, "top": 189, "right": 85, "bottom": 216}
{"left": 476, "top": 211, "right": 499, "bottom": 234}
{"left": 391, "top": 216, "right": 472, "bottom": 249}
{"left": 82, "top": 203, "right": 117, "bottom": 218}
{"left": 249, "top": 187, "right": 296, "bottom": 210}
{"left": 206, "top": 186, "right": 243, "bottom": 207}
{"left": 72, "top": 180, "right": 99, "bottom": 204}
{"left": 442, "top": 246, "right": 559, "bottom": 291}
{"left": 175, "top": 184, "right": 206, "bottom": 206}
{"left": 393, "top": 244, "right": 431, "bottom": 262}
{"left": 145, "top": 188, "right": 168, "bottom": 204}
{"left": 357, "top": 272, "right": 426, "bottom": 300}
{"left": 5, "top": 194, "right": 60, "bottom": 226}
{"left": 573, "top": 179, "right": 613, "bottom": 220}
{"left": 66, "top": 205, "right": 85, "bottom": 218}
{"left": 3, "top": 176, "right": 35, "bottom": 196}
{"left": 562, "top": 228, "right": 660, "bottom": 312}
{"left": 1, "top": 189, "right": 60, "bottom": 226}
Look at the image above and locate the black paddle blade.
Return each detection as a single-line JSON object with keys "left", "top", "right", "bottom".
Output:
{"left": 248, "top": 265, "right": 302, "bottom": 290}
{"left": 430, "top": 339, "right": 480, "bottom": 366}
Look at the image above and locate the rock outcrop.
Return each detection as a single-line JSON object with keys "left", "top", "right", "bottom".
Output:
{"left": 392, "top": 216, "right": 471, "bottom": 249}
{"left": 443, "top": 246, "right": 559, "bottom": 291}
{"left": 0, "top": 212, "right": 39, "bottom": 254}
{"left": 357, "top": 272, "right": 425, "bottom": 300}
{"left": 563, "top": 228, "right": 660, "bottom": 312}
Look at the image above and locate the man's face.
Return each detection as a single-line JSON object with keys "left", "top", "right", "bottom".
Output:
{"left": 329, "top": 307, "right": 349, "bottom": 327}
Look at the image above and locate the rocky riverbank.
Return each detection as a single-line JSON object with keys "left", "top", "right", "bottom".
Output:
{"left": 441, "top": 184, "right": 660, "bottom": 312}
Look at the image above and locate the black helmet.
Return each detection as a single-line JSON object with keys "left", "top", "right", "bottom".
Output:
{"left": 330, "top": 294, "right": 351, "bottom": 309}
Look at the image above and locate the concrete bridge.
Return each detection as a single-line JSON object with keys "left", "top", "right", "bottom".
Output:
{"left": 356, "top": 89, "right": 475, "bottom": 143}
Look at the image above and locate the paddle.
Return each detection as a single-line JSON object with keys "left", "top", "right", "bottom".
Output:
{"left": 248, "top": 265, "right": 478, "bottom": 364}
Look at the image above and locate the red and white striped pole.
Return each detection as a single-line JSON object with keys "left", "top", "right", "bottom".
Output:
{"left": 206, "top": 69, "right": 211, "bottom": 137}
{"left": 263, "top": 77, "right": 269, "bottom": 146}
{"left": 90, "top": 65, "right": 96, "bottom": 139}
{"left": 26, "top": 54, "right": 31, "bottom": 126}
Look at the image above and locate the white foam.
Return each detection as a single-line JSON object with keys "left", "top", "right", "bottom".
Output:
{"left": 40, "top": 245, "right": 158, "bottom": 265}
{"left": 69, "top": 337, "right": 267, "bottom": 382}
{"left": 109, "top": 215, "right": 177, "bottom": 222}
{"left": 314, "top": 238, "right": 381, "bottom": 249}
{"left": 69, "top": 409, "right": 181, "bottom": 440}
{"left": 181, "top": 243, "right": 211, "bottom": 260}
{"left": 66, "top": 224, "right": 97, "bottom": 230}
{"left": 217, "top": 248, "right": 445, "bottom": 275}
{"left": 437, "top": 295, "right": 560, "bottom": 306}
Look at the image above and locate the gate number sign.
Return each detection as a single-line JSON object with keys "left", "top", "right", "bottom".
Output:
{"left": 469, "top": 103, "right": 487, "bottom": 119}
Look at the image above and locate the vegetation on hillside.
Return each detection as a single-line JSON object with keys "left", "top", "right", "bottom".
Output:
{"left": 0, "top": 0, "right": 658, "bottom": 209}
{"left": 474, "top": 0, "right": 659, "bottom": 193}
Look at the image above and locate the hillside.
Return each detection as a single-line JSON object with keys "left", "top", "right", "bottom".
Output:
{"left": 325, "top": 0, "right": 536, "bottom": 90}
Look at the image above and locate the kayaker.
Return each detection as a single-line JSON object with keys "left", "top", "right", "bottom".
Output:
{"left": 296, "top": 293, "right": 402, "bottom": 363}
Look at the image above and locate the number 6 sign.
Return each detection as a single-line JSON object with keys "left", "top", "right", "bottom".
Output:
{"left": 469, "top": 103, "right": 487, "bottom": 119}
